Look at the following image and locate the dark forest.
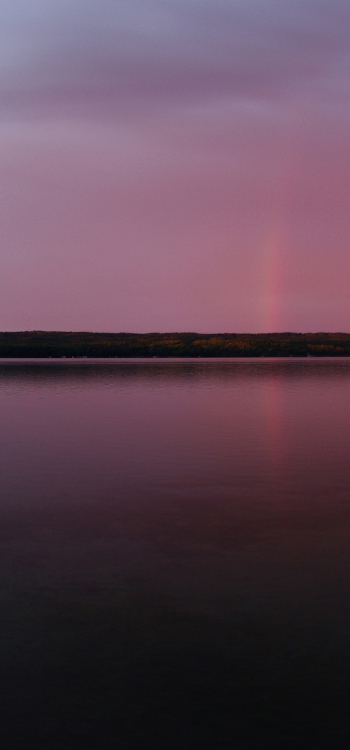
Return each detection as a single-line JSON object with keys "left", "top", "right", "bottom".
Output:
{"left": 2, "top": 331, "right": 350, "bottom": 357}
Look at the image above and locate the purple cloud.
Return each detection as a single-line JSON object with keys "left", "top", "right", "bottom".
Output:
{"left": 1, "top": 0, "right": 350, "bottom": 332}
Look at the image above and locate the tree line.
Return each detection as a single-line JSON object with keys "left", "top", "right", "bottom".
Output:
{"left": 1, "top": 331, "right": 350, "bottom": 357}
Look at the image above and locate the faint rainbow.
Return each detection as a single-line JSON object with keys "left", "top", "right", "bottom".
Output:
{"left": 261, "top": 215, "right": 287, "bottom": 333}
{"left": 260, "top": 124, "right": 298, "bottom": 333}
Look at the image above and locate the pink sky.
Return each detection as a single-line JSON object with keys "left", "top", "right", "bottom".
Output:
{"left": 1, "top": 0, "right": 350, "bottom": 332}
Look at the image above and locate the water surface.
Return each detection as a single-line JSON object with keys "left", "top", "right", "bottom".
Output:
{"left": 1, "top": 358, "right": 350, "bottom": 749}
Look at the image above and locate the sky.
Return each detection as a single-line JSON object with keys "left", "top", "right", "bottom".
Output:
{"left": 1, "top": 0, "right": 350, "bottom": 333}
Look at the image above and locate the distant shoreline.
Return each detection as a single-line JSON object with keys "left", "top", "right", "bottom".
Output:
{"left": 1, "top": 331, "right": 350, "bottom": 358}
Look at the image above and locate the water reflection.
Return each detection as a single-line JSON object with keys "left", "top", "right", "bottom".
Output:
{"left": 1, "top": 359, "right": 350, "bottom": 749}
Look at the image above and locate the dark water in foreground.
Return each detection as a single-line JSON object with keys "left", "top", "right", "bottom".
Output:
{"left": 1, "top": 358, "right": 350, "bottom": 749}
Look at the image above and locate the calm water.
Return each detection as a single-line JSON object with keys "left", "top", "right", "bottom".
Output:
{"left": 1, "top": 358, "right": 350, "bottom": 749}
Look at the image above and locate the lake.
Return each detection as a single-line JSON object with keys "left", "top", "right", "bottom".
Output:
{"left": 1, "top": 358, "right": 350, "bottom": 749}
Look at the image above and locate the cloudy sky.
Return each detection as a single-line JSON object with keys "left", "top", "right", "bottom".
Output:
{"left": 1, "top": 0, "right": 350, "bottom": 332}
